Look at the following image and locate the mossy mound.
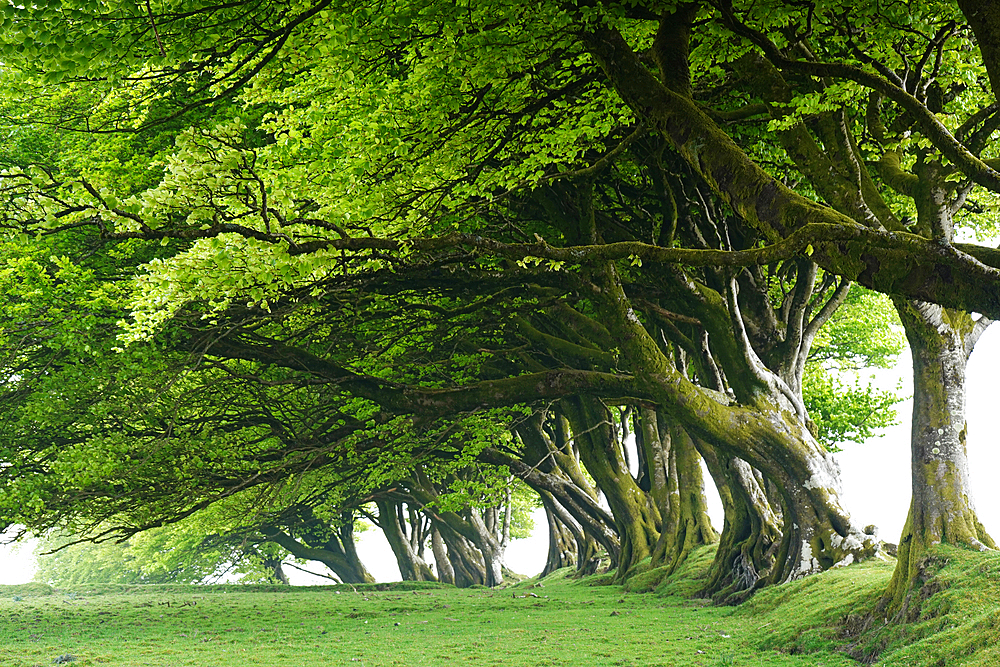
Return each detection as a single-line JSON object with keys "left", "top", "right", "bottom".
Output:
{"left": 846, "top": 545, "right": 1000, "bottom": 665}
{"left": 719, "top": 544, "right": 1000, "bottom": 665}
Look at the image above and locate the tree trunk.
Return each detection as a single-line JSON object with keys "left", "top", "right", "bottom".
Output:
{"left": 592, "top": 262, "right": 876, "bottom": 586}
{"left": 479, "top": 446, "right": 621, "bottom": 566}
{"left": 468, "top": 508, "right": 506, "bottom": 587}
{"left": 405, "top": 471, "right": 510, "bottom": 587}
{"left": 261, "top": 517, "right": 375, "bottom": 585}
{"left": 562, "top": 396, "right": 661, "bottom": 580}
{"left": 270, "top": 561, "right": 290, "bottom": 585}
{"left": 538, "top": 490, "right": 584, "bottom": 576}
{"left": 251, "top": 547, "right": 291, "bottom": 585}
{"left": 651, "top": 424, "right": 717, "bottom": 574}
{"left": 375, "top": 498, "right": 437, "bottom": 582}
{"left": 880, "top": 300, "right": 995, "bottom": 618}
{"left": 431, "top": 526, "right": 455, "bottom": 585}
{"left": 507, "top": 413, "right": 621, "bottom": 567}
{"left": 431, "top": 522, "right": 488, "bottom": 587}
{"left": 698, "top": 441, "right": 783, "bottom": 604}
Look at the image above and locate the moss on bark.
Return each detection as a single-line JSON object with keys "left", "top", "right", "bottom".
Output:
{"left": 880, "top": 300, "right": 995, "bottom": 618}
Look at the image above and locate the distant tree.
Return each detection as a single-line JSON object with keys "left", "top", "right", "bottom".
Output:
{"left": 34, "top": 522, "right": 290, "bottom": 587}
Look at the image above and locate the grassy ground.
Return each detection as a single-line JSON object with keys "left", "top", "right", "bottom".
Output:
{"left": 2, "top": 544, "right": 1000, "bottom": 666}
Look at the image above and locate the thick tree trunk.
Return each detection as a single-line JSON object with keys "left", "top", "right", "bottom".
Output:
{"left": 431, "top": 522, "right": 488, "bottom": 587}
{"left": 635, "top": 408, "right": 671, "bottom": 511}
{"left": 650, "top": 423, "right": 717, "bottom": 574}
{"left": 539, "top": 491, "right": 579, "bottom": 576}
{"left": 431, "top": 527, "right": 456, "bottom": 585}
{"left": 880, "top": 300, "right": 995, "bottom": 618}
{"left": 261, "top": 518, "right": 375, "bottom": 585}
{"left": 405, "top": 472, "right": 511, "bottom": 587}
{"left": 562, "top": 396, "right": 661, "bottom": 580}
{"left": 698, "top": 441, "right": 783, "bottom": 604}
{"left": 469, "top": 508, "right": 507, "bottom": 587}
{"left": 506, "top": 414, "right": 621, "bottom": 567}
{"left": 375, "top": 499, "right": 437, "bottom": 582}
{"left": 481, "top": 447, "right": 620, "bottom": 565}
{"left": 592, "top": 263, "right": 876, "bottom": 585}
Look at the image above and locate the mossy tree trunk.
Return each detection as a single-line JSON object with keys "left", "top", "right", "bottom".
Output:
{"left": 375, "top": 498, "right": 437, "bottom": 582}
{"left": 590, "top": 260, "right": 875, "bottom": 583}
{"left": 404, "top": 470, "right": 512, "bottom": 587}
{"left": 500, "top": 410, "right": 620, "bottom": 570}
{"left": 577, "top": 12, "right": 1000, "bottom": 318}
{"left": 431, "top": 525, "right": 489, "bottom": 588}
{"left": 562, "top": 396, "right": 661, "bottom": 581}
{"left": 261, "top": 510, "right": 375, "bottom": 584}
{"left": 880, "top": 299, "right": 995, "bottom": 618}
{"left": 538, "top": 490, "right": 583, "bottom": 576}
{"left": 481, "top": 445, "right": 620, "bottom": 567}
{"left": 431, "top": 526, "right": 457, "bottom": 585}
{"left": 698, "top": 441, "right": 783, "bottom": 604}
{"left": 648, "top": 420, "right": 717, "bottom": 575}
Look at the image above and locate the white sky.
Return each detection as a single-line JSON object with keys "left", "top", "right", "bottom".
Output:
{"left": 2, "top": 325, "right": 998, "bottom": 586}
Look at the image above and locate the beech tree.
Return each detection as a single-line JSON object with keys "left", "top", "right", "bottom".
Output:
{"left": 0, "top": 0, "right": 996, "bottom": 606}
{"left": 695, "top": 0, "right": 999, "bottom": 613}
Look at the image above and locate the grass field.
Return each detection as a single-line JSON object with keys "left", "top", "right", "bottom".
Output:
{"left": 3, "top": 544, "right": 1000, "bottom": 666}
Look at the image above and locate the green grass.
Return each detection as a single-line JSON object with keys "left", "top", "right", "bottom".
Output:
{"left": 730, "top": 544, "right": 1000, "bottom": 666}
{"left": 4, "top": 544, "right": 1000, "bottom": 666}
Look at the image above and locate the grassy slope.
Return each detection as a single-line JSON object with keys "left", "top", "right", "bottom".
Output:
{"left": 2, "top": 544, "right": 1000, "bottom": 666}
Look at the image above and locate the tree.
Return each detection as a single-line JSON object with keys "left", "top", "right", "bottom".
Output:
{"left": 701, "top": 0, "right": 998, "bottom": 615}
{"left": 0, "top": 0, "right": 995, "bottom": 602}
{"left": 34, "top": 518, "right": 293, "bottom": 586}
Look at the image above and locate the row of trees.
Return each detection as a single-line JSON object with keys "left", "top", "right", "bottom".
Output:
{"left": 0, "top": 0, "right": 996, "bottom": 626}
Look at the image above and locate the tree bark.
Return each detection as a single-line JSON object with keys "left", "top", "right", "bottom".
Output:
{"left": 562, "top": 396, "right": 661, "bottom": 580}
{"left": 698, "top": 441, "right": 783, "bottom": 604}
{"left": 261, "top": 514, "right": 375, "bottom": 585}
{"left": 431, "top": 522, "right": 488, "bottom": 587}
{"left": 405, "top": 472, "right": 510, "bottom": 587}
{"left": 592, "top": 261, "right": 876, "bottom": 583}
{"left": 538, "top": 490, "right": 580, "bottom": 576}
{"left": 880, "top": 300, "right": 995, "bottom": 618}
{"left": 480, "top": 447, "right": 620, "bottom": 565}
{"left": 576, "top": 16, "right": 1000, "bottom": 319}
{"left": 375, "top": 498, "right": 437, "bottom": 582}
{"left": 649, "top": 422, "right": 717, "bottom": 574}
{"left": 431, "top": 526, "right": 456, "bottom": 585}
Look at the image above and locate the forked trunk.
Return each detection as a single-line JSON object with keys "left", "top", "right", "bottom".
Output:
{"left": 562, "top": 396, "right": 660, "bottom": 580}
{"left": 880, "top": 300, "right": 995, "bottom": 618}
{"left": 650, "top": 424, "right": 717, "bottom": 574}
{"left": 376, "top": 499, "right": 437, "bottom": 582}
{"left": 538, "top": 490, "right": 580, "bottom": 576}
{"left": 262, "top": 519, "right": 375, "bottom": 585}
{"left": 698, "top": 441, "right": 782, "bottom": 604}
{"left": 431, "top": 527, "right": 456, "bottom": 585}
{"left": 592, "top": 262, "right": 876, "bottom": 587}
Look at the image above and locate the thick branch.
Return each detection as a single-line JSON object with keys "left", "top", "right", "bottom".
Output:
{"left": 191, "top": 334, "right": 644, "bottom": 415}
{"left": 718, "top": 2, "right": 1000, "bottom": 193}
{"left": 576, "top": 22, "right": 1000, "bottom": 318}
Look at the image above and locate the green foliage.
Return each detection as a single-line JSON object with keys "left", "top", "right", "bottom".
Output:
{"left": 804, "top": 287, "right": 906, "bottom": 449}
{"left": 0, "top": 0, "right": 990, "bottom": 602}
{"left": 802, "top": 367, "right": 902, "bottom": 451}
{"left": 809, "top": 289, "right": 905, "bottom": 371}
{"left": 34, "top": 517, "right": 290, "bottom": 587}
